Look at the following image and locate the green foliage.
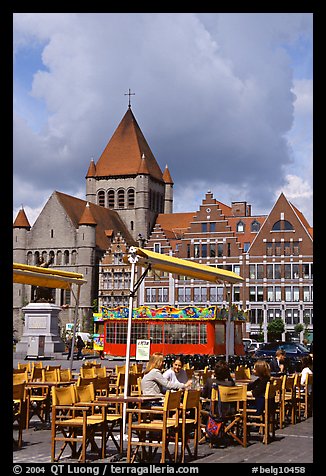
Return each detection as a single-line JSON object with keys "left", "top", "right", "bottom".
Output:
{"left": 294, "top": 323, "right": 304, "bottom": 334}
{"left": 267, "top": 317, "right": 285, "bottom": 335}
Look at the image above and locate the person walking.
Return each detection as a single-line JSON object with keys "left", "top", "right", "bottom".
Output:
{"left": 76, "top": 335, "right": 85, "bottom": 360}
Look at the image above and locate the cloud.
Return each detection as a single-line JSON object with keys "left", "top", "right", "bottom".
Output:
{"left": 13, "top": 13, "right": 313, "bottom": 225}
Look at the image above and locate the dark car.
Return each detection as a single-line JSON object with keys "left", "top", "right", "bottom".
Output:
{"left": 254, "top": 341, "right": 310, "bottom": 358}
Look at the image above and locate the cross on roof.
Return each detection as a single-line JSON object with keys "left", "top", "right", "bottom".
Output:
{"left": 124, "top": 88, "right": 135, "bottom": 109}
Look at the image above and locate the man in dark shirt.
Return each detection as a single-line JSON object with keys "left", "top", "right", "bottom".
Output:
{"left": 269, "top": 349, "right": 289, "bottom": 376}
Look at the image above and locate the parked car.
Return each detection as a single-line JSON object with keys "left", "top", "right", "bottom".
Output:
{"left": 243, "top": 338, "right": 258, "bottom": 352}
{"left": 254, "top": 341, "right": 310, "bottom": 358}
{"left": 246, "top": 341, "right": 265, "bottom": 355}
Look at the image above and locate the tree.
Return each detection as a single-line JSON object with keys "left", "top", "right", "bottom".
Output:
{"left": 267, "top": 318, "right": 285, "bottom": 341}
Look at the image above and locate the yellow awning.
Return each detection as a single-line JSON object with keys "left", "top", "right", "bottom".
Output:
{"left": 123, "top": 247, "right": 243, "bottom": 284}
{"left": 13, "top": 263, "right": 87, "bottom": 290}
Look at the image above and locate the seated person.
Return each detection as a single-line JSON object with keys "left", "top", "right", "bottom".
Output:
{"left": 269, "top": 349, "right": 289, "bottom": 376}
{"left": 201, "top": 360, "right": 235, "bottom": 418}
{"left": 162, "top": 356, "right": 189, "bottom": 387}
{"left": 300, "top": 355, "right": 313, "bottom": 394}
{"left": 247, "top": 360, "right": 271, "bottom": 415}
{"left": 141, "top": 353, "right": 192, "bottom": 397}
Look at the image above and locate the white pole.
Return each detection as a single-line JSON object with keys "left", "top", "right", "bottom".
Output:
{"left": 226, "top": 284, "right": 233, "bottom": 363}
{"left": 123, "top": 247, "right": 138, "bottom": 435}
{"left": 69, "top": 284, "right": 81, "bottom": 373}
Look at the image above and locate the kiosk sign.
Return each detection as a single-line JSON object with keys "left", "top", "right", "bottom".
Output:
{"left": 136, "top": 339, "right": 151, "bottom": 360}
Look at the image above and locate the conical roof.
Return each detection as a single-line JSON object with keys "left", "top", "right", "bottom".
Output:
{"left": 78, "top": 202, "right": 97, "bottom": 226}
{"left": 95, "top": 108, "right": 164, "bottom": 182}
{"left": 13, "top": 208, "right": 31, "bottom": 228}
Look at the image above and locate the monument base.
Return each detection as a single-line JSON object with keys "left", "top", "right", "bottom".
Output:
{"left": 16, "top": 302, "right": 65, "bottom": 357}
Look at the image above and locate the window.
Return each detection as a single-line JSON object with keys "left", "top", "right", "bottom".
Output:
{"left": 201, "top": 223, "right": 207, "bottom": 232}
{"left": 275, "top": 286, "right": 281, "bottom": 302}
{"left": 274, "top": 264, "right": 281, "bottom": 279}
{"left": 227, "top": 242, "right": 231, "bottom": 257}
{"left": 127, "top": 189, "right": 135, "bottom": 207}
{"left": 98, "top": 191, "right": 105, "bottom": 207}
{"left": 285, "top": 287, "right": 292, "bottom": 302}
{"left": 267, "top": 286, "right": 274, "bottom": 302}
{"left": 292, "top": 264, "right": 299, "bottom": 279}
{"left": 284, "top": 242, "right": 291, "bottom": 256}
{"left": 267, "top": 264, "right": 273, "bottom": 279}
{"left": 303, "top": 264, "right": 310, "bottom": 278}
{"left": 249, "top": 287, "right": 256, "bottom": 302}
{"left": 233, "top": 287, "right": 240, "bottom": 301}
{"left": 108, "top": 190, "right": 115, "bottom": 208}
{"left": 293, "top": 287, "right": 299, "bottom": 302}
{"left": 194, "top": 244, "right": 200, "bottom": 258}
{"left": 64, "top": 250, "right": 69, "bottom": 265}
{"left": 272, "top": 220, "right": 294, "bottom": 231}
{"left": 266, "top": 242, "right": 273, "bottom": 256}
{"left": 284, "top": 264, "right": 291, "bottom": 279}
{"left": 233, "top": 265, "right": 241, "bottom": 275}
{"left": 257, "top": 264, "right": 264, "bottom": 279}
{"left": 201, "top": 244, "right": 207, "bottom": 258}
{"left": 237, "top": 221, "right": 245, "bottom": 232}
{"left": 210, "top": 222, "right": 216, "bottom": 232}
{"left": 243, "top": 242, "right": 250, "bottom": 252}
{"left": 275, "top": 242, "right": 282, "bottom": 256}
{"left": 249, "top": 265, "right": 256, "bottom": 279}
{"left": 154, "top": 243, "right": 161, "bottom": 254}
{"left": 257, "top": 286, "right": 264, "bottom": 302}
{"left": 284, "top": 220, "right": 294, "bottom": 231}
{"left": 118, "top": 189, "right": 125, "bottom": 208}
{"left": 209, "top": 244, "right": 216, "bottom": 258}
{"left": 303, "top": 286, "right": 310, "bottom": 302}
{"left": 217, "top": 243, "right": 223, "bottom": 257}
{"left": 187, "top": 244, "right": 190, "bottom": 258}
{"left": 251, "top": 220, "right": 260, "bottom": 232}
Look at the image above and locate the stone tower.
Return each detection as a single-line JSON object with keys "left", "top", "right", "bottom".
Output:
{"left": 86, "top": 107, "right": 173, "bottom": 241}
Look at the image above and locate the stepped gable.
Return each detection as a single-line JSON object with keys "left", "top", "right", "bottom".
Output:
{"left": 226, "top": 215, "right": 266, "bottom": 250}
{"left": 13, "top": 208, "right": 31, "bottom": 228}
{"left": 95, "top": 108, "right": 164, "bottom": 182}
{"left": 54, "top": 191, "right": 135, "bottom": 250}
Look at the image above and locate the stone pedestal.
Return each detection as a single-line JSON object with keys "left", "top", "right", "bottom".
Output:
{"left": 15, "top": 303, "right": 65, "bottom": 356}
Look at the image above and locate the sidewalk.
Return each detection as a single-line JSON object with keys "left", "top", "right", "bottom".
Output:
{"left": 13, "top": 415, "right": 313, "bottom": 464}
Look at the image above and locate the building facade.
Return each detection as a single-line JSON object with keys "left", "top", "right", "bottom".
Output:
{"left": 13, "top": 106, "right": 313, "bottom": 344}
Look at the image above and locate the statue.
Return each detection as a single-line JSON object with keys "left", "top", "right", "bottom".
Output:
{"left": 34, "top": 256, "right": 55, "bottom": 303}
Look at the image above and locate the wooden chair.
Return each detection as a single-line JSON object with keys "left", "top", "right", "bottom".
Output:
{"left": 126, "top": 390, "right": 182, "bottom": 463}
{"left": 93, "top": 367, "right": 106, "bottom": 378}
{"left": 297, "top": 373, "right": 313, "bottom": 420}
{"left": 271, "top": 376, "right": 284, "bottom": 429}
{"left": 13, "top": 371, "right": 29, "bottom": 384}
{"left": 13, "top": 382, "right": 27, "bottom": 448}
{"left": 246, "top": 381, "right": 276, "bottom": 444}
{"left": 281, "top": 375, "right": 296, "bottom": 426}
{"left": 179, "top": 389, "right": 201, "bottom": 463}
{"left": 80, "top": 367, "right": 96, "bottom": 379}
{"left": 235, "top": 365, "right": 251, "bottom": 380}
{"left": 93, "top": 376, "right": 111, "bottom": 398}
{"left": 46, "top": 365, "right": 61, "bottom": 371}
{"left": 32, "top": 362, "right": 43, "bottom": 369}
{"left": 42, "top": 369, "right": 59, "bottom": 382}
{"left": 82, "top": 361, "right": 101, "bottom": 369}
{"left": 18, "top": 362, "right": 31, "bottom": 373}
{"left": 211, "top": 385, "right": 248, "bottom": 447}
{"left": 115, "top": 364, "right": 126, "bottom": 374}
{"left": 185, "top": 368, "right": 195, "bottom": 379}
{"left": 77, "top": 376, "right": 98, "bottom": 388}
{"left": 51, "top": 384, "right": 106, "bottom": 463}
{"left": 13, "top": 368, "right": 28, "bottom": 375}
{"left": 30, "top": 366, "right": 43, "bottom": 381}
{"left": 131, "top": 363, "right": 143, "bottom": 374}
{"left": 58, "top": 368, "right": 73, "bottom": 382}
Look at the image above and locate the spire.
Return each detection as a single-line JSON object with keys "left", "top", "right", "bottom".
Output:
{"left": 86, "top": 158, "right": 96, "bottom": 178}
{"left": 137, "top": 153, "right": 150, "bottom": 175}
{"left": 94, "top": 108, "right": 164, "bottom": 182}
{"left": 13, "top": 207, "right": 31, "bottom": 229}
{"left": 78, "top": 202, "right": 97, "bottom": 226}
{"left": 163, "top": 164, "right": 174, "bottom": 184}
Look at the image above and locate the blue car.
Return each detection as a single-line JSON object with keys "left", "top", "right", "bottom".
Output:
{"left": 254, "top": 341, "right": 310, "bottom": 358}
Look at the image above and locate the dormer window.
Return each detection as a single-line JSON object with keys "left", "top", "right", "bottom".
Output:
{"left": 251, "top": 220, "right": 260, "bottom": 232}
{"left": 237, "top": 221, "right": 245, "bottom": 232}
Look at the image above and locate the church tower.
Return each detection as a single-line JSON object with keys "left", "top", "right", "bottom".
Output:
{"left": 86, "top": 105, "right": 172, "bottom": 241}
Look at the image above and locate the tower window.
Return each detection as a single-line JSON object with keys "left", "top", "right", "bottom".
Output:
{"left": 127, "top": 189, "right": 135, "bottom": 207}
{"left": 118, "top": 189, "right": 125, "bottom": 208}
{"left": 98, "top": 191, "right": 105, "bottom": 207}
{"left": 108, "top": 190, "right": 115, "bottom": 208}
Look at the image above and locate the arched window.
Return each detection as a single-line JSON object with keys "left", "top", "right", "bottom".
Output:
{"left": 108, "top": 190, "right": 115, "bottom": 208}
{"left": 127, "top": 189, "right": 135, "bottom": 207}
{"left": 64, "top": 250, "right": 69, "bottom": 265}
{"left": 237, "top": 221, "right": 245, "bottom": 232}
{"left": 56, "top": 250, "right": 62, "bottom": 265}
{"left": 251, "top": 220, "right": 260, "bottom": 232}
{"left": 27, "top": 251, "right": 33, "bottom": 265}
{"left": 118, "top": 189, "right": 125, "bottom": 208}
{"left": 71, "top": 250, "right": 77, "bottom": 265}
{"left": 272, "top": 220, "right": 294, "bottom": 231}
{"left": 49, "top": 250, "right": 55, "bottom": 264}
{"left": 98, "top": 190, "right": 105, "bottom": 207}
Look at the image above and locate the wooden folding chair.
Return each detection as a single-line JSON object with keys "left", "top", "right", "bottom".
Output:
{"left": 42, "top": 369, "right": 59, "bottom": 382}
{"left": 93, "top": 367, "right": 106, "bottom": 378}
{"left": 51, "top": 384, "right": 106, "bottom": 463}
{"left": 179, "top": 389, "right": 201, "bottom": 462}
{"left": 46, "top": 365, "right": 61, "bottom": 371}
{"left": 13, "top": 382, "right": 27, "bottom": 448}
{"left": 211, "top": 385, "right": 248, "bottom": 447}
{"left": 246, "top": 381, "right": 276, "bottom": 444}
{"left": 281, "top": 375, "right": 296, "bottom": 426}
{"left": 18, "top": 362, "right": 31, "bottom": 373}
{"left": 235, "top": 365, "right": 251, "bottom": 380}
{"left": 271, "top": 376, "right": 284, "bottom": 429}
{"left": 30, "top": 366, "right": 43, "bottom": 381}
{"left": 297, "top": 373, "right": 313, "bottom": 420}
{"left": 126, "top": 390, "right": 182, "bottom": 463}
{"left": 58, "top": 368, "right": 73, "bottom": 382}
{"left": 13, "top": 371, "right": 29, "bottom": 384}
{"left": 80, "top": 367, "right": 96, "bottom": 379}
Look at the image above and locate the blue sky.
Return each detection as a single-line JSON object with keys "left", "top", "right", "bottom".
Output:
{"left": 13, "top": 13, "right": 313, "bottom": 226}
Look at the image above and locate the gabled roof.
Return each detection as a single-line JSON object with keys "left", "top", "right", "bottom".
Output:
{"left": 95, "top": 108, "right": 164, "bottom": 182}
{"left": 13, "top": 208, "right": 31, "bottom": 229}
{"left": 156, "top": 212, "right": 194, "bottom": 238}
{"left": 226, "top": 215, "right": 267, "bottom": 249}
{"left": 54, "top": 191, "right": 135, "bottom": 250}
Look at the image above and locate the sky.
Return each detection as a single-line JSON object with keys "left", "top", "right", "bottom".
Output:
{"left": 13, "top": 13, "right": 313, "bottom": 227}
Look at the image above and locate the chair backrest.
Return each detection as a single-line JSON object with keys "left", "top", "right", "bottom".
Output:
{"left": 42, "top": 369, "right": 59, "bottom": 382}
{"left": 282, "top": 375, "right": 295, "bottom": 395}
{"left": 80, "top": 367, "right": 96, "bottom": 379}
{"left": 94, "top": 367, "right": 106, "bottom": 378}
{"left": 13, "top": 368, "right": 28, "bottom": 375}
{"left": 58, "top": 368, "right": 73, "bottom": 382}
{"left": 51, "top": 384, "right": 76, "bottom": 406}
{"left": 77, "top": 376, "right": 98, "bottom": 387}
{"left": 271, "top": 376, "right": 283, "bottom": 392}
{"left": 130, "top": 363, "right": 143, "bottom": 373}
{"left": 212, "top": 384, "right": 248, "bottom": 403}
{"left": 75, "top": 383, "right": 95, "bottom": 403}
{"left": 94, "top": 376, "right": 110, "bottom": 396}
{"left": 115, "top": 364, "right": 126, "bottom": 374}
{"left": 13, "top": 372, "right": 28, "bottom": 384}
{"left": 46, "top": 365, "right": 61, "bottom": 371}
{"left": 235, "top": 365, "right": 251, "bottom": 380}
{"left": 186, "top": 368, "right": 194, "bottom": 379}
{"left": 163, "top": 390, "right": 182, "bottom": 419}
{"left": 17, "top": 362, "right": 31, "bottom": 373}
{"left": 32, "top": 361, "right": 43, "bottom": 369}
{"left": 182, "top": 389, "right": 201, "bottom": 410}
{"left": 13, "top": 382, "right": 26, "bottom": 401}
{"left": 31, "top": 367, "right": 43, "bottom": 381}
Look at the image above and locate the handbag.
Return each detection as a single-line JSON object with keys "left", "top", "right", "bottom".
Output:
{"left": 205, "top": 385, "right": 224, "bottom": 446}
